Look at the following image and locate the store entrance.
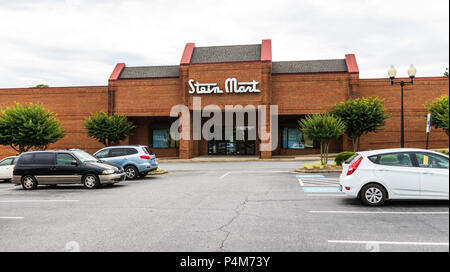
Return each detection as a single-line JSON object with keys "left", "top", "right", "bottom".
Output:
{"left": 208, "top": 126, "right": 256, "bottom": 155}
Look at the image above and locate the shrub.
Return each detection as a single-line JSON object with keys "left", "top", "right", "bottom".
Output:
{"left": 335, "top": 152, "right": 355, "bottom": 166}
{"left": 299, "top": 114, "right": 346, "bottom": 166}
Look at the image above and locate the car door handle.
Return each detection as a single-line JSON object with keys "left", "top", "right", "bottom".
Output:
{"left": 422, "top": 172, "right": 434, "bottom": 175}
{"left": 50, "top": 167, "right": 56, "bottom": 171}
{"left": 379, "top": 168, "right": 389, "bottom": 172}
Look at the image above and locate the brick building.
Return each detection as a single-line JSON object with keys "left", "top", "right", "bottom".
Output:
{"left": 0, "top": 39, "right": 448, "bottom": 159}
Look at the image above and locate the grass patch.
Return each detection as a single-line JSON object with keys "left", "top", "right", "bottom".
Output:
{"left": 149, "top": 167, "right": 167, "bottom": 173}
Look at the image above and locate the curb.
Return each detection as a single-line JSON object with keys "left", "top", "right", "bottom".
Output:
{"left": 146, "top": 171, "right": 169, "bottom": 176}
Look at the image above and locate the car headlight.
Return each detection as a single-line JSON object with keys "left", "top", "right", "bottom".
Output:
{"left": 102, "top": 169, "right": 115, "bottom": 175}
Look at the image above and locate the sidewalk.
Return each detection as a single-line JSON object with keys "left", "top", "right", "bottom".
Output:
{"left": 158, "top": 154, "right": 338, "bottom": 163}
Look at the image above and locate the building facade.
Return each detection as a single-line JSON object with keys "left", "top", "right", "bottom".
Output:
{"left": 0, "top": 40, "right": 448, "bottom": 159}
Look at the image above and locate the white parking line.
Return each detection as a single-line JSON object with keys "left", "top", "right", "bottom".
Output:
{"left": 0, "top": 217, "right": 24, "bottom": 219}
{"left": 0, "top": 199, "right": 79, "bottom": 203}
{"left": 219, "top": 172, "right": 231, "bottom": 179}
{"left": 310, "top": 211, "right": 449, "bottom": 215}
{"left": 328, "top": 240, "right": 449, "bottom": 246}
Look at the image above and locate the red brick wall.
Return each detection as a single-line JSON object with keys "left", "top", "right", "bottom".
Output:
{"left": 355, "top": 77, "right": 449, "bottom": 151}
{"left": 0, "top": 86, "right": 108, "bottom": 158}
{"left": 111, "top": 78, "right": 182, "bottom": 116}
{"left": 272, "top": 73, "right": 351, "bottom": 114}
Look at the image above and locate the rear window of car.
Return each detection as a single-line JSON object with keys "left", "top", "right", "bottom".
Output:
{"left": 34, "top": 153, "right": 55, "bottom": 165}
{"left": 19, "top": 153, "right": 55, "bottom": 165}
{"left": 142, "top": 146, "right": 154, "bottom": 155}
{"left": 18, "top": 154, "right": 34, "bottom": 165}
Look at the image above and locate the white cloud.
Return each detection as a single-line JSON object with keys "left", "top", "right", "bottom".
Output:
{"left": 0, "top": 0, "right": 448, "bottom": 87}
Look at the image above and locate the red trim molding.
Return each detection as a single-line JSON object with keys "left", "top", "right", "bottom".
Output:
{"left": 345, "top": 54, "right": 359, "bottom": 74}
{"left": 261, "top": 39, "right": 272, "bottom": 62}
{"left": 180, "top": 43, "right": 195, "bottom": 65}
{"left": 109, "top": 63, "right": 126, "bottom": 81}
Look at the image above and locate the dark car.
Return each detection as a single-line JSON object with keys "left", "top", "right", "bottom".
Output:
{"left": 12, "top": 149, "right": 126, "bottom": 190}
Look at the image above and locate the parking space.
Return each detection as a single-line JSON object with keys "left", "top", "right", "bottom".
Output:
{"left": 0, "top": 161, "right": 448, "bottom": 252}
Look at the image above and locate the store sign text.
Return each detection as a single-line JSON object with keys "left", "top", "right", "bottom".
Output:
{"left": 188, "top": 78, "right": 261, "bottom": 95}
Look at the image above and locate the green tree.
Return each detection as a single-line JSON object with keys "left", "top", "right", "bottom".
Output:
{"left": 30, "top": 84, "right": 49, "bottom": 88}
{"left": 425, "top": 95, "right": 449, "bottom": 136}
{"left": 445, "top": 68, "right": 449, "bottom": 77}
{"left": 0, "top": 103, "right": 64, "bottom": 153}
{"left": 83, "top": 112, "right": 136, "bottom": 146}
{"left": 299, "top": 114, "right": 346, "bottom": 166}
{"left": 331, "top": 97, "right": 389, "bottom": 152}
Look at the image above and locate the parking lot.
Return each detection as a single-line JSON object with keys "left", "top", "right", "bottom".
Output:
{"left": 0, "top": 161, "right": 448, "bottom": 252}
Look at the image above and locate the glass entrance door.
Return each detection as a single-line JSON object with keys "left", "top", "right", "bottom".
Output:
{"left": 208, "top": 126, "right": 256, "bottom": 155}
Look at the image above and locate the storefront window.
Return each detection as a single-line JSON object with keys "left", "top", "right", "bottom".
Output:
{"left": 151, "top": 129, "right": 179, "bottom": 148}
{"left": 282, "top": 128, "right": 314, "bottom": 149}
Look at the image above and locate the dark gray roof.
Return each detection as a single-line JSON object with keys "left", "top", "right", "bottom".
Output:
{"left": 119, "top": 65, "right": 180, "bottom": 79}
{"left": 190, "top": 44, "right": 261, "bottom": 63}
{"left": 272, "top": 59, "right": 348, "bottom": 74}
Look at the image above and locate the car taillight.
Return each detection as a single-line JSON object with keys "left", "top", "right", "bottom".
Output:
{"left": 347, "top": 157, "right": 363, "bottom": 176}
{"left": 140, "top": 155, "right": 151, "bottom": 160}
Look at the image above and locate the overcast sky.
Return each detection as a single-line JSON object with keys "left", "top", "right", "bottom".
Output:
{"left": 0, "top": 0, "right": 448, "bottom": 88}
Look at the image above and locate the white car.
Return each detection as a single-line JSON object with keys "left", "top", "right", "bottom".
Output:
{"left": 0, "top": 156, "right": 18, "bottom": 182}
{"left": 339, "top": 148, "right": 449, "bottom": 206}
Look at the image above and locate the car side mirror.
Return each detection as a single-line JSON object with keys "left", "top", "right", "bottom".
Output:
{"left": 71, "top": 161, "right": 79, "bottom": 166}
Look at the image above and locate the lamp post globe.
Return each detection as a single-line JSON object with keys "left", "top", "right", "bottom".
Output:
{"left": 408, "top": 64, "right": 417, "bottom": 83}
{"left": 388, "top": 65, "right": 397, "bottom": 85}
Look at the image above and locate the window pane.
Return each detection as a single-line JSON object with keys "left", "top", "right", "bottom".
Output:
{"left": 109, "top": 149, "right": 128, "bottom": 157}
{"left": 95, "top": 150, "right": 109, "bottom": 159}
{"left": 34, "top": 153, "right": 55, "bottom": 165}
{"left": 287, "top": 128, "right": 305, "bottom": 149}
{"left": 0, "top": 158, "right": 13, "bottom": 166}
{"left": 126, "top": 148, "right": 138, "bottom": 155}
{"left": 19, "top": 154, "right": 34, "bottom": 164}
{"left": 416, "top": 153, "right": 449, "bottom": 169}
{"left": 57, "top": 154, "right": 77, "bottom": 165}
{"left": 282, "top": 128, "right": 288, "bottom": 149}
{"left": 153, "top": 130, "right": 170, "bottom": 148}
{"left": 378, "top": 153, "right": 413, "bottom": 167}
{"left": 368, "top": 155, "right": 378, "bottom": 163}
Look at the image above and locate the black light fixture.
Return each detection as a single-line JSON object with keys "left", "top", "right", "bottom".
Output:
{"left": 387, "top": 64, "right": 417, "bottom": 148}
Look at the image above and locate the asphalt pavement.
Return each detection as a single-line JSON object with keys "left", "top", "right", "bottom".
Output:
{"left": 0, "top": 161, "right": 448, "bottom": 252}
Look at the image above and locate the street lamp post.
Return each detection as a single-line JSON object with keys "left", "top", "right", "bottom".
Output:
{"left": 388, "top": 64, "right": 417, "bottom": 148}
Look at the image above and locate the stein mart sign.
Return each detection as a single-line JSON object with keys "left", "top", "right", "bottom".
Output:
{"left": 188, "top": 78, "right": 261, "bottom": 95}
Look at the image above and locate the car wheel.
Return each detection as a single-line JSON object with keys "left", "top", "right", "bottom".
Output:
{"left": 124, "top": 166, "right": 138, "bottom": 180}
{"left": 22, "top": 175, "right": 38, "bottom": 190}
{"left": 361, "top": 184, "right": 387, "bottom": 206}
{"left": 83, "top": 174, "right": 100, "bottom": 189}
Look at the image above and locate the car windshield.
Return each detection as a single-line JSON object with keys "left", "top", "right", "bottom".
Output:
{"left": 72, "top": 151, "right": 99, "bottom": 163}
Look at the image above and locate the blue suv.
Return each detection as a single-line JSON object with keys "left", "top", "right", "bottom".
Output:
{"left": 93, "top": 145, "right": 158, "bottom": 180}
